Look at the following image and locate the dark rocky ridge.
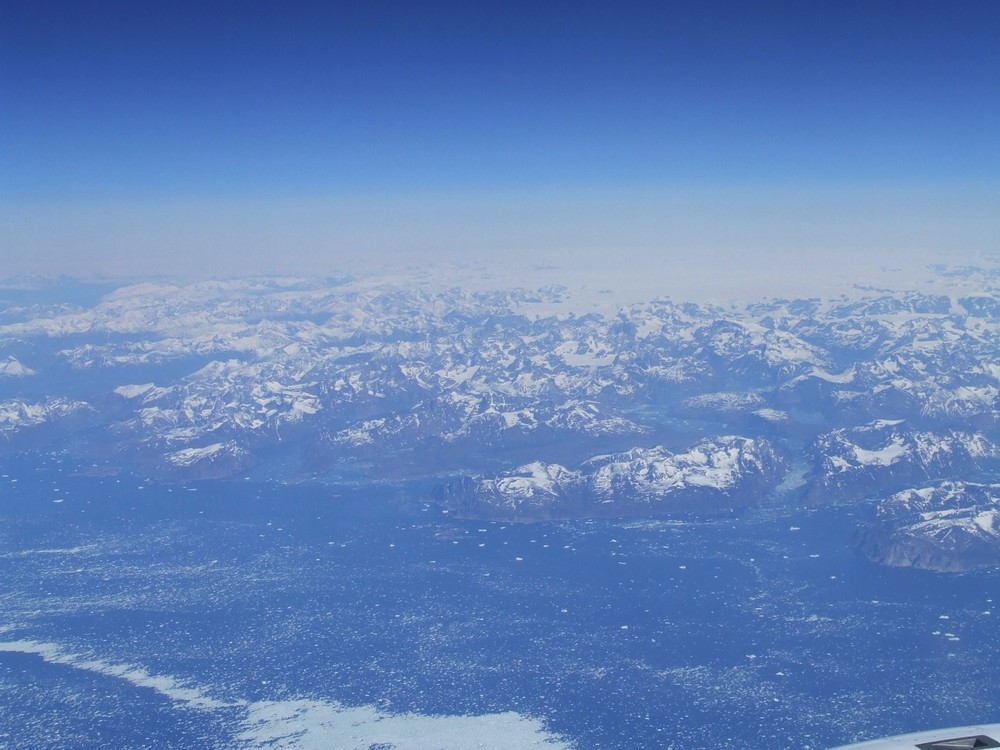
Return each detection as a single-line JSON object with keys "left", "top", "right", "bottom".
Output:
{"left": 856, "top": 482, "right": 1000, "bottom": 572}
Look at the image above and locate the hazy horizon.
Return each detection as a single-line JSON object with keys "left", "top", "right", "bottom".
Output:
{"left": 3, "top": 1, "right": 999, "bottom": 291}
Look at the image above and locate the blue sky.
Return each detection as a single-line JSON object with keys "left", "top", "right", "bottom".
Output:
{"left": 2, "top": 1, "right": 999, "bottom": 279}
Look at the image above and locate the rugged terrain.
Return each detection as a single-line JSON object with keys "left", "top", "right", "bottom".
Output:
{"left": 4, "top": 266, "right": 1000, "bottom": 567}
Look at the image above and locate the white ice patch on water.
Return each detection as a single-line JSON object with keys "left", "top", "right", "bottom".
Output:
{"left": 0, "top": 639, "right": 571, "bottom": 749}
{"left": 238, "top": 699, "right": 572, "bottom": 750}
{"left": 0, "top": 640, "right": 231, "bottom": 710}
{"left": 0, "top": 545, "right": 95, "bottom": 558}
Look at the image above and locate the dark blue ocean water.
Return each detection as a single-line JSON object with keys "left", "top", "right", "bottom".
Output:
{"left": 1, "top": 460, "right": 998, "bottom": 749}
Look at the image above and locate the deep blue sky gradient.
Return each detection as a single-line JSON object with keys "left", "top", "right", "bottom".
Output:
{"left": 2, "top": 1, "right": 999, "bottom": 276}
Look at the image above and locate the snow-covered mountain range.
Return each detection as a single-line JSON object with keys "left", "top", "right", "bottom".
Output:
{"left": 436, "top": 436, "right": 782, "bottom": 521}
{"left": 3, "top": 266, "right": 1000, "bottom": 567}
